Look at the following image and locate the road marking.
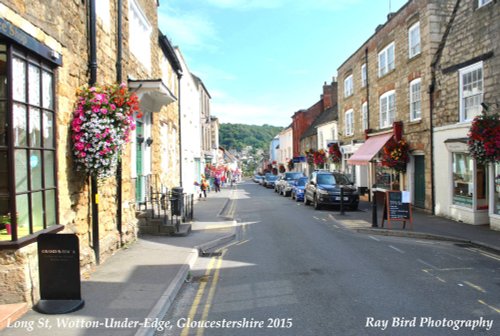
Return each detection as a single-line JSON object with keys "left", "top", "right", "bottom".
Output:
{"left": 388, "top": 245, "right": 405, "bottom": 254}
{"left": 198, "top": 251, "right": 226, "bottom": 336}
{"left": 479, "top": 251, "right": 500, "bottom": 262}
{"left": 478, "top": 300, "right": 500, "bottom": 314}
{"left": 333, "top": 224, "right": 339, "bottom": 229}
{"left": 236, "top": 239, "right": 250, "bottom": 246}
{"left": 181, "top": 257, "right": 217, "bottom": 336}
{"left": 417, "top": 259, "right": 438, "bottom": 269}
{"left": 463, "top": 281, "right": 486, "bottom": 293}
{"left": 369, "top": 236, "right": 380, "bottom": 241}
{"left": 421, "top": 269, "right": 447, "bottom": 283}
{"left": 313, "top": 216, "right": 321, "bottom": 221}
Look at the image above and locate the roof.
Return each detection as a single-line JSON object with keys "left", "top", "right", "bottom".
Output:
{"left": 158, "top": 31, "right": 182, "bottom": 76}
{"left": 300, "top": 105, "right": 338, "bottom": 140}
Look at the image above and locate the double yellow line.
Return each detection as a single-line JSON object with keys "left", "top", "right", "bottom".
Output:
{"left": 181, "top": 250, "right": 226, "bottom": 336}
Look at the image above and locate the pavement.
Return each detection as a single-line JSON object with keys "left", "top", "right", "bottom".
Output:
{"left": 1, "top": 182, "right": 500, "bottom": 335}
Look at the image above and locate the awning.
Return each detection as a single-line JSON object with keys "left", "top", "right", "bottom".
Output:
{"left": 128, "top": 79, "right": 177, "bottom": 111}
{"left": 347, "top": 133, "right": 393, "bottom": 165}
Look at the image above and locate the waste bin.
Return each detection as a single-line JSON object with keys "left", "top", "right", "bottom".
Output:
{"left": 171, "top": 187, "right": 184, "bottom": 216}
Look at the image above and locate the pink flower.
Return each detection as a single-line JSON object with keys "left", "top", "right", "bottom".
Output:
{"left": 100, "top": 108, "right": 108, "bottom": 115}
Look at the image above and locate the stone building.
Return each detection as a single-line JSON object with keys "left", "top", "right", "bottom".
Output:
{"left": 432, "top": 0, "right": 500, "bottom": 229}
{"left": 337, "top": 0, "right": 455, "bottom": 211}
{"left": 0, "top": 0, "right": 181, "bottom": 307}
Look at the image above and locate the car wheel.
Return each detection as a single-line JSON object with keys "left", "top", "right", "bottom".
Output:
{"left": 291, "top": 192, "right": 295, "bottom": 200}
{"left": 313, "top": 195, "right": 322, "bottom": 210}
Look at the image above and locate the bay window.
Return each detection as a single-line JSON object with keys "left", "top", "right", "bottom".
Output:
{"left": 0, "top": 42, "right": 58, "bottom": 244}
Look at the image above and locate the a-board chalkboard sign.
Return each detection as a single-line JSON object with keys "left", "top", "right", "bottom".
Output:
{"left": 35, "top": 233, "right": 84, "bottom": 314}
{"left": 381, "top": 191, "right": 412, "bottom": 229}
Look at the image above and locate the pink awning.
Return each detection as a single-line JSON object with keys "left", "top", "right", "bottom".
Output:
{"left": 347, "top": 133, "right": 393, "bottom": 165}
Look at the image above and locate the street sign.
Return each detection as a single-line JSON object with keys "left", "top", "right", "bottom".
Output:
{"left": 381, "top": 190, "right": 412, "bottom": 229}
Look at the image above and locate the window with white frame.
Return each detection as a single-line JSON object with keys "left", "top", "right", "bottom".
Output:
{"left": 478, "top": 0, "right": 492, "bottom": 8}
{"left": 379, "top": 90, "right": 396, "bottom": 128}
{"left": 408, "top": 22, "right": 421, "bottom": 58}
{"left": 378, "top": 42, "right": 395, "bottom": 77}
{"left": 459, "top": 62, "right": 483, "bottom": 122}
{"left": 96, "top": 0, "right": 111, "bottom": 30}
{"left": 345, "top": 109, "right": 354, "bottom": 136}
{"left": 344, "top": 75, "right": 353, "bottom": 97}
{"left": 361, "top": 63, "right": 367, "bottom": 87}
{"left": 409, "top": 78, "right": 421, "bottom": 121}
{"left": 129, "top": 0, "right": 152, "bottom": 71}
{"left": 362, "top": 102, "right": 368, "bottom": 130}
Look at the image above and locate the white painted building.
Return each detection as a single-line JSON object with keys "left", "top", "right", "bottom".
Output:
{"left": 277, "top": 126, "right": 293, "bottom": 167}
{"left": 175, "top": 47, "right": 202, "bottom": 194}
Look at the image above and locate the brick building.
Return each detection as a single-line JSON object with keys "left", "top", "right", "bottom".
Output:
{"left": 0, "top": 0, "right": 182, "bottom": 306}
{"left": 432, "top": 0, "right": 500, "bottom": 229}
{"left": 337, "top": 0, "right": 455, "bottom": 211}
{"left": 291, "top": 81, "right": 337, "bottom": 160}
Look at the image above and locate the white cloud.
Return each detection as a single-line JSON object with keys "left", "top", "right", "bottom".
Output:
{"left": 158, "top": 7, "right": 219, "bottom": 52}
{"left": 212, "top": 101, "right": 292, "bottom": 127}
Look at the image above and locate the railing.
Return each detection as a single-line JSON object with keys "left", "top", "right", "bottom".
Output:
{"left": 138, "top": 174, "right": 194, "bottom": 233}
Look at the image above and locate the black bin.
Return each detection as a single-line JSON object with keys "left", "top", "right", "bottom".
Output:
{"left": 171, "top": 187, "right": 184, "bottom": 216}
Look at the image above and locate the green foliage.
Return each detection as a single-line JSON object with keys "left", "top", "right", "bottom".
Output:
{"left": 219, "top": 123, "right": 283, "bottom": 151}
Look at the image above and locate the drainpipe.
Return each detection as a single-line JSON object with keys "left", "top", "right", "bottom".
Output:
{"left": 88, "top": 0, "right": 100, "bottom": 264}
{"left": 116, "top": 0, "right": 123, "bottom": 245}
{"left": 429, "top": 0, "right": 462, "bottom": 215}
{"left": 178, "top": 76, "right": 182, "bottom": 187}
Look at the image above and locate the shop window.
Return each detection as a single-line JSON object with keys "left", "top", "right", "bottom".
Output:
{"left": 0, "top": 43, "right": 57, "bottom": 243}
{"left": 375, "top": 164, "right": 400, "bottom": 190}
{"left": 452, "top": 153, "right": 473, "bottom": 207}
{"left": 494, "top": 163, "right": 500, "bottom": 215}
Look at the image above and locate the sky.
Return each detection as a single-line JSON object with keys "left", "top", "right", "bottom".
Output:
{"left": 158, "top": 0, "right": 409, "bottom": 127}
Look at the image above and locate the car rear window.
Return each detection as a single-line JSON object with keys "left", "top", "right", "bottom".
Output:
{"left": 286, "top": 172, "right": 304, "bottom": 180}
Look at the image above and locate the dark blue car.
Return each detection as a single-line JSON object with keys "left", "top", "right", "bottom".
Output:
{"left": 291, "top": 177, "right": 308, "bottom": 202}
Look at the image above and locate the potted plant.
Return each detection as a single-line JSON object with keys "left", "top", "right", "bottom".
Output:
{"left": 1, "top": 214, "right": 11, "bottom": 234}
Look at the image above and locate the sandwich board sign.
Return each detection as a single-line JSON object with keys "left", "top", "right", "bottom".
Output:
{"left": 381, "top": 190, "right": 412, "bottom": 229}
{"left": 35, "top": 233, "right": 84, "bottom": 314}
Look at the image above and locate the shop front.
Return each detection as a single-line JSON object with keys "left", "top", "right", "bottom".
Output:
{"left": 434, "top": 123, "right": 490, "bottom": 225}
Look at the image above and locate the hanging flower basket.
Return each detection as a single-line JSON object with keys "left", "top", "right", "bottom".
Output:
{"left": 328, "top": 143, "right": 342, "bottom": 163}
{"left": 468, "top": 113, "right": 500, "bottom": 164}
{"left": 287, "top": 159, "right": 294, "bottom": 171}
{"left": 305, "top": 149, "right": 314, "bottom": 165}
{"left": 71, "top": 83, "right": 141, "bottom": 178}
{"left": 381, "top": 138, "right": 409, "bottom": 173}
{"left": 279, "top": 164, "right": 286, "bottom": 173}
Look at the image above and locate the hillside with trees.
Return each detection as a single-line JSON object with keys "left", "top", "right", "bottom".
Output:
{"left": 219, "top": 123, "right": 283, "bottom": 151}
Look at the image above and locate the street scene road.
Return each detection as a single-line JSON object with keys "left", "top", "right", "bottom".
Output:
{"left": 157, "top": 181, "right": 500, "bottom": 336}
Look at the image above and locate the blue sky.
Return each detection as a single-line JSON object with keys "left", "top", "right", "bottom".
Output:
{"left": 158, "top": 0, "right": 408, "bottom": 127}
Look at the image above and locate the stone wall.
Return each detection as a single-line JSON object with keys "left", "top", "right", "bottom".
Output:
{"left": 337, "top": 0, "right": 455, "bottom": 211}
{"left": 434, "top": 0, "right": 500, "bottom": 128}
{"left": 0, "top": 0, "right": 180, "bottom": 305}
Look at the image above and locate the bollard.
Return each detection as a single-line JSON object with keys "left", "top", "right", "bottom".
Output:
{"left": 339, "top": 186, "right": 345, "bottom": 215}
{"left": 371, "top": 187, "right": 378, "bottom": 227}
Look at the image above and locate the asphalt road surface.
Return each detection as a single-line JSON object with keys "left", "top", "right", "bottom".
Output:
{"left": 157, "top": 181, "right": 500, "bottom": 336}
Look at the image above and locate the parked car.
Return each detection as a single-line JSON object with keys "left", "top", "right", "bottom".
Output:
{"left": 263, "top": 175, "right": 278, "bottom": 188}
{"left": 275, "top": 171, "right": 306, "bottom": 196}
{"left": 304, "top": 170, "right": 359, "bottom": 210}
{"left": 253, "top": 174, "right": 264, "bottom": 184}
{"left": 260, "top": 173, "right": 272, "bottom": 186}
{"left": 291, "top": 177, "right": 308, "bottom": 202}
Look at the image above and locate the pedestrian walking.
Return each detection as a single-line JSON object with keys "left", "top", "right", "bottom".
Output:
{"left": 214, "top": 176, "right": 221, "bottom": 192}
{"left": 200, "top": 179, "right": 208, "bottom": 199}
